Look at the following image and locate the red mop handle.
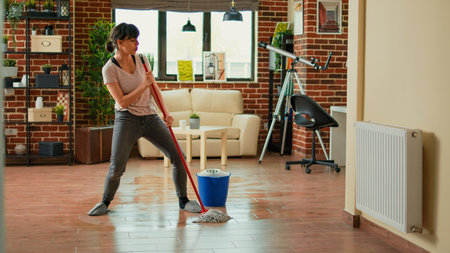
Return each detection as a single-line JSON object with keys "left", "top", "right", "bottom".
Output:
{"left": 139, "top": 54, "right": 207, "bottom": 213}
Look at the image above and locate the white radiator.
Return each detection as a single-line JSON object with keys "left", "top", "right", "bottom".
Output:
{"left": 355, "top": 121, "right": 422, "bottom": 233}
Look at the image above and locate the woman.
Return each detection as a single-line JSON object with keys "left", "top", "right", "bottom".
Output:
{"left": 88, "top": 23, "right": 200, "bottom": 216}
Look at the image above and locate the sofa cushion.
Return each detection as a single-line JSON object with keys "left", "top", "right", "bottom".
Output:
{"left": 191, "top": 89, "right": 243, "bottom": 114}
{"left": 161, "top": 88, "right": 192, "bottom": 112}
{"left": 198, "top": 112, "right": 233, "bottom": 126}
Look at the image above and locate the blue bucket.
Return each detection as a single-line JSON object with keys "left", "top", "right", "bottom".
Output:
{"left": 197, "top": 169, "right": 231, "bottom": 207}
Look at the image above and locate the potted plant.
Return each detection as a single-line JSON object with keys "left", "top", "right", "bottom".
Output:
{"left": 31, "top": 25, "right": 37, "bottom": 36}
{"left": 75, "top": 19, "right": 115, "bottom": 164}
{"left": 42, "top": 0, "right": 54, "bottom": 12}
{"left": 3, "top": 59, "right": 18, "bottom": 77}
{"left": 189, "top": 113, "right": 200, "bottom": 129}
{"left": 2, "top": 35, "right": 9, "bottom": 52}
{"left": 146, "top": 53, "right": 155, "bottom": 71}
{"left": 26, "top": 0, "right": 36, "bottom": 12}
{"left": 6, "top": 0, "right": 25, "bottom": 50}
{"left": 53, "top": 104, "right": 64, "bottom": 122}
{"left": 42, "top": 64, "right": 52, "bottom": 74}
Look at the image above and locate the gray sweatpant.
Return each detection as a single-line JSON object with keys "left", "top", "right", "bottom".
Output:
{"left": 102, "top": 111, "right": 187, "bottom": 203}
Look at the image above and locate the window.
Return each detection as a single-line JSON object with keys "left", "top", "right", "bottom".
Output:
{"left": 211, "top": 12, "right": 253, "bottom": 79}
{"left": 166, "top": 12, "right": 203, "bottom": 75}
{"left": 114, "top": 10, "right": 255, "bottom": 81}
{"left": 115, "top": 9, "right": 159, "bottom": 77}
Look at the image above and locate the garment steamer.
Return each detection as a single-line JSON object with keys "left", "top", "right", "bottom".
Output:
{"left": 139, "top": 54, "right": 231, "bottom": 223}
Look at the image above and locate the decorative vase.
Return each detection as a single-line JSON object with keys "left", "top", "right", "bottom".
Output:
{"left": 57, "top": 114, "right": 64, "bottom": 122}
{"left": 35, "top": 97, "right": 43, "bottom": 109}
{"left": 15, "top": 144, "right": 26, "bottom": 155}
{"left": 189, "top": 118, "right": 200, "bottom": 129}
{"left": 43, "top": 68, "right": 51, "bottom": 74}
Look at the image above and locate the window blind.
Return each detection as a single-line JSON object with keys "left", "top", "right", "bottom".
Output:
{"left": 111, "top": 0, "right": 259, "bottom": 12}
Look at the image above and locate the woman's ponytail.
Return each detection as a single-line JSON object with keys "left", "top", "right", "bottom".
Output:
{"left": 106, "top": 41, "right": 115, "bottom": 52}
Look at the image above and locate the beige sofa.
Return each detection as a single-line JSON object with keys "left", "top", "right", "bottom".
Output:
{"left": 137, "top": 88, "right": 261, "bottom": 158}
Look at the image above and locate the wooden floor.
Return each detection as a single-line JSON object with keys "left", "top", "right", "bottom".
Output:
{"left": 4, "top": 152, "right": 399, "bottom": 253}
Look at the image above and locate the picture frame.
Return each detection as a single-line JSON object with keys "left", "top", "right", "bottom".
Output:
{"left": 56, "top": 91, "right": 70, "bottom": 121}
{"left": 317, "top": 0, "right": 342, "bottom": 34}
{"left": 272, "top": 22, "right": 290, "bottom": 45}
{"left": 177, "top": 60, "right": 194, "bottom": 81}
{"left": 203, "top": 52, "right": 225, "bottom": 81}
{"left": 293, "top": 0, "right": 303, "bottom": 35}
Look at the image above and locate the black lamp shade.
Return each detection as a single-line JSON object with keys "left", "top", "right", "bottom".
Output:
{"left": 223, "top": 1, "right": 243, "bottom": 21}
{"left": 182, "top": 20, "right": 196, "bottom": 32}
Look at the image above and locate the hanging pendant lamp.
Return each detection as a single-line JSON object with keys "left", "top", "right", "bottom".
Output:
{"left": 182, "top": 19, "right": 196, "bottom": 32}
{"left": 182, "top": 0, "right": 196, "bottom": 32}
{"left": 223, "top": 0, "right": 243, "bottom": 21}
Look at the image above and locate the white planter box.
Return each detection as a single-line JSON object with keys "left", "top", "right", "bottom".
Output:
{"left": 31, "top": 35, "right": 62, "bottom": 52}
{"left": 3, "top": 66, "right": 18, "bottom": 77}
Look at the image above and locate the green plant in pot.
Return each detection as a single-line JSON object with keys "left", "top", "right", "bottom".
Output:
{"left": 189, "top": 113, "right": 200, "bottom": 129}
{"left": 74, "top": 20, "right": 115, "bottom": 164}
{"left": 146, "top": 53, "right": 155, "bottom": 71}
{"left": 42, "top": 0, "right": 54, "bottom": 12}
{"left": 42, "top": 64, "right": 52, "bottom": 74}
{"left": 6, "top": 0, "right": 25, "bottom": 50}
{"left": 3, "top": 58, "right": 18, "bottom": 77}
{"left": 2, "top": 35, "right": 9, "bottom": 52}
{"left": 75, "top": 19, "right": 115, "bottom": 126}
{"left": 54, "top": 104, "right": 65, "bottom": 122}
{"left": 26, "top": 0, "right": 36, "bottom": 12}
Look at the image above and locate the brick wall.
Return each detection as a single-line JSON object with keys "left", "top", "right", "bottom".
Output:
{"left": 291, "top": 0, "right": 348, "bottom": 158}
{"left": 72, "top": 0, "right": 289, "bottom": 147}
{"left": 4, "top": 0, "right": 347, "bottom": 157}
{"left": 74, "top": 0, "right": 112, "bottom": 127}
{"left": 3, "top": 0, "right": 74, "bottom": 155}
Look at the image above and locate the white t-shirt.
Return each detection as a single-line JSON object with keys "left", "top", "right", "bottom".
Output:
{"left": 102, "top": 55, "right": 158, "bottom": 116}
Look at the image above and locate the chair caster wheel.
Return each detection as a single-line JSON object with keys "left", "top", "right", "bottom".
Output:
{"left": 335, "top": 167, "right": 341, "bottom": 173}
{"left": 305, "top": 168, "right": 311, "bottom": 174}
{"left": 285, "top": 165, "right": 290, "bottom": 170}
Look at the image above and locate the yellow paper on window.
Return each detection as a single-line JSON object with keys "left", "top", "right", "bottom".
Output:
{"left": 177, "top": 60, "right": 194, "bottom": 81}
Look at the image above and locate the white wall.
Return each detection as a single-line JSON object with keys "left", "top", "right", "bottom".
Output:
{"left": 346, "top": 0, "right": 450, "bottom": 252}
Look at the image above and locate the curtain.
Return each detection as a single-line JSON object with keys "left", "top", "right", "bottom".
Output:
{"left": 110, "top": 0, "right": 259, "bottom": 12}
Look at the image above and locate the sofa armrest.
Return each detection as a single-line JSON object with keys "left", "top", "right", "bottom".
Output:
{"left": 232, "top": 114, "right": 261, "bottom": 156}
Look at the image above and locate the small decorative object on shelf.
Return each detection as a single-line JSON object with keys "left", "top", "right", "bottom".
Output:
{"left": 57, "top": 0, "right": 69, "bottom": 17}
{"left": 2, "top": 35, "right": 9, "bottom": 52}
{"left": 54, "top": 104, "right": 64, "bottom": 122}
{"left": 28, "top": 107, "right": 52, "bottom": 122}
{"left": 59, "top": 62, "right": 70, "bottom": 86}
{"left": 42, "top": 64, "right": 52, "bottom": 74}
{"left": 189, "top": 113, "right": 200, "bottom": 129}
{"left": 35, "top": 96, "right": 43, "bottom": 109}
{"left": 26, "top": 0, "right": 36, "bottom": 12}
{"left": 42, "top": 0, "right": 54, "bottom": 12}
{"left": 39, "top": 141, "right": 63, "bottom": 156}
{"left": 15, "top": 144, "right": 27, "bottom": 155}
{"left": 3, "top": 59, "right": 18, "bottom": 77}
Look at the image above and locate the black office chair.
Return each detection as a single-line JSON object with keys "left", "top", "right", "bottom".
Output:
{"left": 285, "top": 94, "right": 340, "bottom": 174}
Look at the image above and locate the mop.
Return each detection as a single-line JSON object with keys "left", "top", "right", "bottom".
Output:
{"left": 139, "top": 54, "right": 231, "bottom": 223}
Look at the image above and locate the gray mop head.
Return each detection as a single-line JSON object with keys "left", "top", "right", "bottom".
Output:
{"left": 193, "top": 209, "right": 231, "bottom": 223}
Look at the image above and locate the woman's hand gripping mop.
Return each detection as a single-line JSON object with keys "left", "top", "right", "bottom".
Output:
{"left": 139, "top": 54, "right": 231, "bottom": 223}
